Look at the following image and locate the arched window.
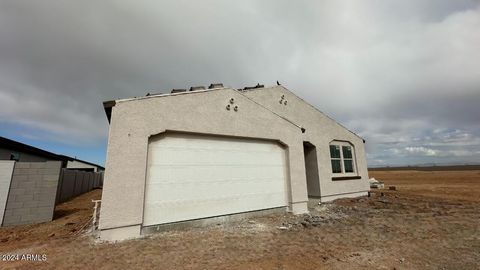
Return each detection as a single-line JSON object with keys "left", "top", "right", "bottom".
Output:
{"left": 329, "top": 141, "right": 356, "bottom": 176}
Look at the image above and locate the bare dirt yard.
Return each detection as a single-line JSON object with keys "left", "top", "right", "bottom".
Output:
{"left": 1, "top": 170, "right": 479, "bottom": 269}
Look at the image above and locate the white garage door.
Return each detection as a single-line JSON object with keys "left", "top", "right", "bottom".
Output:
{"left": 143, "top": 133, "right": 288, "bottom": 226}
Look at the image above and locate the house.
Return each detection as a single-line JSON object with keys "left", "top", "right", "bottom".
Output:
{"left": 0, "top": 136, "right": 104, "bottom": 227}
{"left": 99, "top": 84, "right": 370, "bottom": 241}
{"left": 0, "top": 136, "right": 104, "bottom": 172}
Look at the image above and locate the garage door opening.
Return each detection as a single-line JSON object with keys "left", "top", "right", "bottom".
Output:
{"left": 303, "top": 141, "right": 320, "bottom": 197}
{"left": 143, "top": 132, "right": 288, "bottom": 227}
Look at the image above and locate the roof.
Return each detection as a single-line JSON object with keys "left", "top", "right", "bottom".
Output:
{"left": 0, "top": 136, "right": 68, "bottom": 161}
{"left": 102, "top": 85, "right": 304, "bottom": 131}
{"left": 242, "top": 85, "right": 365, "bottom": 141}
{"left": 102, "top": 85, "right": 227, "bottom": 123}
{"left": 101, "top": 84, "right": 364, "bottom": 141}
{"left": 103, "top": 100, "right": 115, "bottom": 124}
{"left": 0, "top": 136, "right": 105, "bottom": 169}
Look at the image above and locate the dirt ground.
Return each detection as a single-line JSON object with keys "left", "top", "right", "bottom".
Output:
{"left": 1, "top": 170, "right": 479, "bottom": 269}
{"left": 369, "top": 170, "right": 480, "bottom": 202}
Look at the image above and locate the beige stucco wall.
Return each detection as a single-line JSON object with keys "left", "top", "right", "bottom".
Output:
{"left": 243, "top": 86, "right": 370, "bottom": 201}
{"left": 99, "top": 88, "right": 310, "bottom": 239}
{"left": 0, "top": 161, "right": 15, "bottom": 225}
{"left": 66, "top": 160, "right": 98, "bottom": 172}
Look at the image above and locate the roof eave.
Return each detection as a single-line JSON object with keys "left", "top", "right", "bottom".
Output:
{"left": 103, "top": 100, "right": 116, "bottom": 124}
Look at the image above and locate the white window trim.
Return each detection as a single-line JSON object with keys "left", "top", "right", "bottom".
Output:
{"left": 330, "top": 141, "right": 358, "bottom": 177}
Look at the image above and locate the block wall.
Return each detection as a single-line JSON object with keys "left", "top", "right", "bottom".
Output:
{"left": 56, "top": 169, "right": 103, "bottom": 204}
{"left": 2, "top": 161, "right": 61, "bottom": 226}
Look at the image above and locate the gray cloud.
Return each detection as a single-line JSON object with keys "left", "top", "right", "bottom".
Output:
{"left": 0, "top": 0, "right": 479, "bottom": 165}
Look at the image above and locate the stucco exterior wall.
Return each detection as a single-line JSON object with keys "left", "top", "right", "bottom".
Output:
{"left": 99, "top": 88, "right": 309, "bottom": 239}
{"left": 244, "top": 86, "right": 370, "bottom": 201}
{"left": 66, "top": 160, "right": 98, "bottom": 172}
{"left": 0, "top": 161, "right": 15, "bottom": 225}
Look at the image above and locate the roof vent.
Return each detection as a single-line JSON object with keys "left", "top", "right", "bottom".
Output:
{"left": 189, "top": 86, "right": 206, "bottom": 91}
{"left": 146, "top": 92, "right": 163, "bottom": 96}
{"left": 243, "top": 83, "right": 264, "bottom": 90}
{"left": 171, "top": 89, "right": 187, "bottom": 93}
{"left": 208, "top": 83, "right": 224, "bottom": 89}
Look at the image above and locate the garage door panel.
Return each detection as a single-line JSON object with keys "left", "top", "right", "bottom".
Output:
{"left": 151, "top": 136, "right": 281, "bottom": 151}
{"left": 145, "top": 192, "right": 285, "bottom": 225}
{"left": 145, "top": 178, "right": 285, "bottom": 203}
{"left": 150, "top": 149, "right": 284, "bottom": 167}
{"left": 147, "top": 166, "right": 285, "bottom": 184}
{"left": 143, "top": 134, "right": 288, "bottom": 227}
{"left": 147, "top": 176, "right": 285, "bottom": 186}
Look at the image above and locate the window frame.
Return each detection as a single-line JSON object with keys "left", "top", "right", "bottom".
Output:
{"left": 329, "top": 141, "right": 358, "bottom": 177}
{"left": 329, "top": 145, "right": 342, "bottom": 173}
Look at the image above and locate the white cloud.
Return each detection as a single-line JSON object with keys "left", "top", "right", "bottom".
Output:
{"left": 404, "top": 147, "right": 438, "bottom": 156}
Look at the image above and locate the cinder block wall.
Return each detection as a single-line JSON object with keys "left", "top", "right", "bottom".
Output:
{"left": 2, "top": 161, "right": 62, "bottom": 226}
{"left": 0, "top": 161, "right": 15, "bottom": 225}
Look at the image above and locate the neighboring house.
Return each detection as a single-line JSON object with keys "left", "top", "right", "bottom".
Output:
{"left": 65, "top": 159, "right": 103, "bottom": 172}
{"left": 0, "top": 136, "right": 64, "bottom": 163}
{"left": 0, "top": 137, "right": 104, "bottom": 227}
{"left": 99, "top": 84, "right": 370, "bottom": 241}
{"left": 0, "top": 136, "right": 104, "bottom": 172}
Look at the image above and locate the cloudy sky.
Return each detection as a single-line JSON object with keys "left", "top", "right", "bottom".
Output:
{"left": 0, "top": 1, "right": 479, "bottom": 167}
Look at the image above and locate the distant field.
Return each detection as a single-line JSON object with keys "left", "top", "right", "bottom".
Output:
{"left": 369, "top": 169, "right": 480, "bottom": 202}
{"left": 369, "top": 164, "right": 480, "bottom": 171}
